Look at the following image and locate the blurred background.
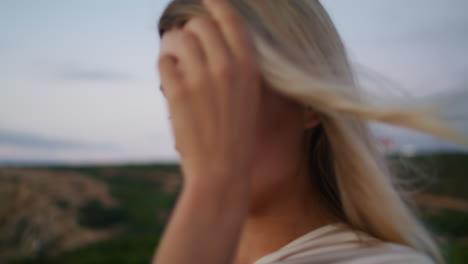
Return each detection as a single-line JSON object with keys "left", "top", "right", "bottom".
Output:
{"left": 1, "top": 0, "right": 467, "bottom": 263}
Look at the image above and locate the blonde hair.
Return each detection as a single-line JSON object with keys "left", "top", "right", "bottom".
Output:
{"left": 158, "top": 1, "right": 466, "bottom": 263}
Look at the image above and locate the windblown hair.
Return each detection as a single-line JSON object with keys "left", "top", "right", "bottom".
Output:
{"left": 158, "top": 1, "right": 465, "bottom": 263}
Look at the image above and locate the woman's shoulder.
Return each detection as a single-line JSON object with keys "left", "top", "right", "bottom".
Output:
{"left": 253, "top": 223, "right": 435, "bottom": 264}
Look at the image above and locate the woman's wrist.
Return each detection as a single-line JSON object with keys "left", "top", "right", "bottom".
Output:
{"left": 152, "top": 171, "right": 250, "bottom": 264}
{"left": 178, "top": 172, "right": 251, "bottom": 244}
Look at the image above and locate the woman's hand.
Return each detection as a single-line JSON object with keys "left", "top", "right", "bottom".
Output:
{"left": 158, "top": 0, "right": 261, "bottom": 191}
{"left": 153, "top": 0, "right": 261, "bottom": 263}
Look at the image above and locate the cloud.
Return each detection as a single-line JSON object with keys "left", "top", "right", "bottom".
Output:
{"left": 0, "top": 129, "right": 116, "bottom": 151}
{"left": 55, "top": 64, "right": 134, "bottom": 82}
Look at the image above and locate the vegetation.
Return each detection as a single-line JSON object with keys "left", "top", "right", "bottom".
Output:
{"left": 11, "top": 164, "right": 179, "bottom": 264}
{"left": 78, "top": 199, "right": 127, "bottom": 229}
{"left": 9, "top": 154, "right": 468, "bottom": 264}
{"left": 424, "top": 209, "right": 468, "bottom": 237}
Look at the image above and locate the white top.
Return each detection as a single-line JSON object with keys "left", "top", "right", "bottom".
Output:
{"left": 253, "top": 223, "right": 434, "bottom": 264}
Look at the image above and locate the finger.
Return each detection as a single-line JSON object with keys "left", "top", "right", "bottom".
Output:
{"left": 183, "top": 17, "right": 233, "bottom": 74}
{"left": 203, "top": 0, "right": 256, "bottom": 69}
{"left": 183, "top": 17, "right": 231, "bottom": 121}
{"left": 162, "top": 30, "right": 207, "bottom": 88}
{"left": 183, "top": 18, "right": 226, "bottom": 129}
{"left": 158, "top": 54, "right": 184, "bottom": 103}
{"left": 158, "top": 54, "right": 194, "bottom": 157}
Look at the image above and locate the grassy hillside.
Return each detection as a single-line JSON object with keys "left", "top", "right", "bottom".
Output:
{"left": 4, "top": 154, "right": 468, "bottom": 264}
{"left": 6, "top": 164, "right": 180, "bottom": 264}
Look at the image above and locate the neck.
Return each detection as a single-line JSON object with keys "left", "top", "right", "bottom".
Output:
{"left": 233, "top": 170, "right": 338, "bottom": 264}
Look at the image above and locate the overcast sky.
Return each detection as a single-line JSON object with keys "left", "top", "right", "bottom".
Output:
{"left": 1, "top": 0, "right": 467, "bottom": 164}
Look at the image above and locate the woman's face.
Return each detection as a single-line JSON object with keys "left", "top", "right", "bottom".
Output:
{"left": 159, "top": 30, "right": 319, "bottom": 211}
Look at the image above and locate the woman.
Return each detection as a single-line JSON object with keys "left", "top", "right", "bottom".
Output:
{"left": 154, "top": 0, "right": 463, "bottom": 263}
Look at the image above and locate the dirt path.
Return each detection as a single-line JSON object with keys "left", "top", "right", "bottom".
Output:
{"left": 413, "top": 193, "right": 468, "bottom": 212}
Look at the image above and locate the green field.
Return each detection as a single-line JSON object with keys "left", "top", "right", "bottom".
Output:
{"left": 7, "top": 153, "right": 468, "bottom": 264}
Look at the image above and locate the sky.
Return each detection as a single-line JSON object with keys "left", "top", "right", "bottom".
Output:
{"left": 1, "top": 0, "right": 467, "bottom": 164}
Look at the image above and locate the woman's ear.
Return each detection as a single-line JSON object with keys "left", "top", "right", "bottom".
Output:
{"left": 303, "top": 106, "right": 321, "bottom": 129}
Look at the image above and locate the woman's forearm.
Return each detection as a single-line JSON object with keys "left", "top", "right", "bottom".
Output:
{"left": 154, "top": 0, "right": 260, "bottom": 262}
{"left": 152, "top": 174, "right": 250, "bottom": 264}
